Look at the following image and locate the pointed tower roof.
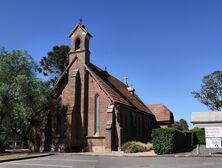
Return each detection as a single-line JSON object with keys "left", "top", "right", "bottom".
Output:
{"left": 69, "top": 23, "right": 92, "bottom": 38}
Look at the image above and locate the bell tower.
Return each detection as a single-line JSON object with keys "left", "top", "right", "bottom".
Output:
{"left": 69, "top": 20, "right": 92, "bottom": 65}
{"left": 66, "top": 20, "right": 92, "bottom": 151}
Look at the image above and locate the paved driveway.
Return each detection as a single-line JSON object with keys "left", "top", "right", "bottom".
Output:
{"left": 1, "top": 155, "right": 222, "bottom": 168}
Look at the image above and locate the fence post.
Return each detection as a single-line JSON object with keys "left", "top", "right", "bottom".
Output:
{"left": 197, "top": 144, "right": 200, "bottom": 155}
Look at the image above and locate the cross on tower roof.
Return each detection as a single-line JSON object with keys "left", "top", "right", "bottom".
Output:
{"left": 124, "top": 76, "right": 128, "bottom": 86}
{"left": 79, "top": 17, "right": 83, "bottom": 25}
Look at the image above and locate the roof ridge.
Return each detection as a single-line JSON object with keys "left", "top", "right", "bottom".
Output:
{"left": 89, "top": 63, "right": 152, "bottom": 114}
{"left": 89, "top": 64, "right": 135, "bottom": 106}
{"left": 85, "top": 63, "right": 135, "bottom": 108}
{"left": 84, "top": 63, "right": 115, "bottom": 103}
{"left": 147, "top": 104, "right": 164, "bottom": 106}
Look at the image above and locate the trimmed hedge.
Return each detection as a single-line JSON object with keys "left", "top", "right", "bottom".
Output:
{"left": 121, "top": 141, "right": 153, "bottom": 153}
{"left": 152, "top": 128, "right": 206, "bottom": 155}
{"left": 191, "top": 127, "right": 205, "bottom": 144}
{"left": 152, "top": 128, "right": 192, "bottom": 155}
{"left": 182, "top": 130, "right": 192, "bottom": 148}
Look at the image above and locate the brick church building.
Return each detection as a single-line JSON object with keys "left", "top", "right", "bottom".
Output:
{"left": 53, "top": 22, "right": 173, "bottom": 152}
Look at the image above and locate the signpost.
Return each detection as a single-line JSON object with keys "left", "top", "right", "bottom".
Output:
{"left": 206, "top": 138, "right": 221, "bottom": 148}
{"left": 205, "top": 127, "right": 222, "bottom": 154}
{"left": 205, "top": 127, "right": 222, "bottom": 138}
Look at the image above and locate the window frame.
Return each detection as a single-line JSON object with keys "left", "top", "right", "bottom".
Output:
{"left": 94, "top": 94, "right": 100, "bottom": 135}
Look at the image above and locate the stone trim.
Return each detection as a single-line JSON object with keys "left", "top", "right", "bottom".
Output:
{"left": 107, "top": 105, "right": 114, "bottom": 113}
{"left": 71, "top": 68, "right": 79, "bottom": 78}
{"left": 86, "top": 136, "right": 106, "bottom": 139}
{"left": 105, "top": 121, "right": 112, "bottom": 130}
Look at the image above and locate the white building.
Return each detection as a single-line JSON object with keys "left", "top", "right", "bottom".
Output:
{"left": 191, "top": 112, "right": 222, "bottom": 128}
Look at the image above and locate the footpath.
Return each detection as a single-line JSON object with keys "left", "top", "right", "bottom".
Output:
{"left": 1, "top": 145, "right": 222, "bottom": 163}
{"left": 171, "top": 144, "right": 222, "bottom": 157}
{"left": 58, "top": 150, "right": 157, "bottom": 157}
{"left": 58, "top": 145, "right": 222, "bottom": 157}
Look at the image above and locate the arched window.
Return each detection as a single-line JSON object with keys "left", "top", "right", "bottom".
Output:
{"left": 94, "top": 95, "right": 100, "bottom": 134}
{"left": 75, "top": 37, "right": 81, "bottom": 51}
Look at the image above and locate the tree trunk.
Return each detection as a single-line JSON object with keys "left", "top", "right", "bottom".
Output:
{"left": 23, "top": 136, "right": 29, "bottom": 149}
{"left": 0, "top": 112, "right": 5, "bottom": 128}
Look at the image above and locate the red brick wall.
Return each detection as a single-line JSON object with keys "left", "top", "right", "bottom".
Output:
{"left": 116, "top": 106, "right": 154, "bottom": 144}
{"left": 56, "top": 58, "right": 113, "bottom": 151}
{"left": 86, "top": 74, "right": 112, "bottom": 151}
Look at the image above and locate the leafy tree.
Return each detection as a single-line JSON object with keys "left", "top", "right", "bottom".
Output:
{"left": 39, "top": 45, "right": 70, "bottom": 84}
{"left": 192, "top": 71, "right": 222, "bottom": 111}
{"left": 0, "top": 48, "right": 54, "bottom": 150}
{"left": 27, "top": 80, "right": 55, "bottom": 152}
{"left": 0, "top": 49, "right": 36, "bottom": 133}
{"left": 172, "top": 119, "right": 189, "bottom": 131}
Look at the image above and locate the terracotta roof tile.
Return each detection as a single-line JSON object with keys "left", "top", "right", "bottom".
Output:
{"left": 86, "top": 64, "right": 130, "bottom": 106}
{"left": 146, "top": 104, "right": 174, "bottom": 122}
{"left": 87, "top": 63, "right": 153, "bottom": 115}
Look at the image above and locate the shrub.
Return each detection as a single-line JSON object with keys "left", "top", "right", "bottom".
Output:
{"left": 191, "top": 127, "right": 205, "bottom": 144}
{"left": 121, "top": 141, "right": 153, "bottom": 153}
{"left": 152, "top": 128, "right": 192, "bottom": 155}
{"left": 146, "top": 142, "right": 153, "bottom": 150}
{"left": 152, "top": 128, "right": 175, "bottom": 154}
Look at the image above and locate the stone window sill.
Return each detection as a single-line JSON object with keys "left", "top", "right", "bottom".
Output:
{"left": 86, "top": 136, "right": 105, "bottom": 139}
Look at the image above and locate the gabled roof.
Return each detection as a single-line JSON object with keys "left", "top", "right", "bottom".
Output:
{"left": 86, "top": 63, "right": 153, "bottom": 115}
{"left": 69, "top": 24, "right": 92, "bottom": 38}
{"left": 54, "top": 57, "right": 153, "bottom": 115}
{"left": 146, "top": 104, "right": 174, "bottom": 122}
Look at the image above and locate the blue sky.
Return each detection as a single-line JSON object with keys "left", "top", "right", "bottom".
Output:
{"left": 1, "top": 0, "right": 222, "bottom": 127}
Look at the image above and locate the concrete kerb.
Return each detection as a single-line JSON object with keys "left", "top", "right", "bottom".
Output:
{"left": 160, "top": 154, "right": 222, "bottom": 158}
{"left": 55, "top": 152, "right": 157, "bottom": 158}
{"left": 0, "top": 153, "right": 54, "bottom": 163}
{"left": 55, "top": 152, "right": 222, "bottom": 158}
